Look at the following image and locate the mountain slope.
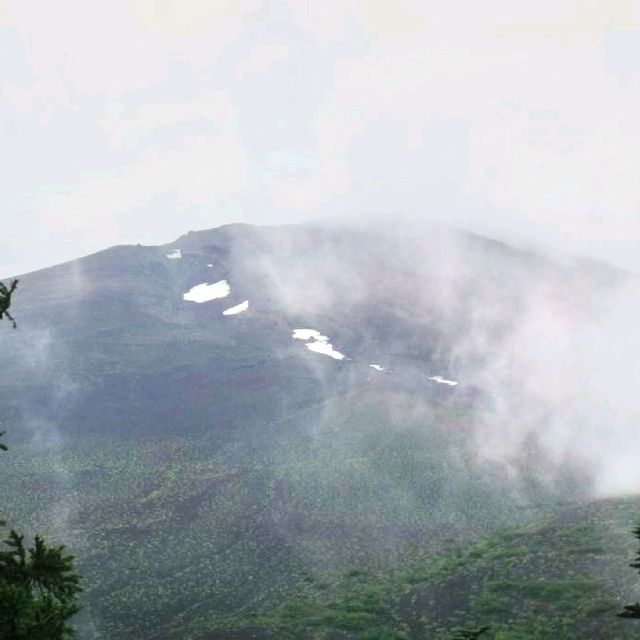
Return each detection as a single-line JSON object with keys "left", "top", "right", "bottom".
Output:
{"left": 1, "top": 222, "right": 638, "bottom": 639}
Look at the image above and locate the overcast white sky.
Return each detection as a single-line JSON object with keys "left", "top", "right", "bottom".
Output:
{"left": 2, "top": 1, "right": 640, "bottom": 277}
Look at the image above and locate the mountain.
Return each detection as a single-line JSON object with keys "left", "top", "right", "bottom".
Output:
{"left": 1, "top": 222, "right": 639, "bottom": 639}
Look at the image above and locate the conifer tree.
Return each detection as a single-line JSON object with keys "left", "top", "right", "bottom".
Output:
{"left": 619, "top": 525, "right": 640, "bottom": 619}
{"left": 1, "top": 280, "right": 83, "bottom": 638}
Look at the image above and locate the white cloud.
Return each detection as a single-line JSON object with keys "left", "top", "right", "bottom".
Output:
{"left": 3, "top": 0, "right": 640, "bottom": 276}
{"left": 287, "top": 1, "right": 640, "bottom": 268}
{"left": 99, "top": 91, "right": 236, "bottom": 151}
{"left": 3, "top": 0, "right": 262, "bottom": 95}
{"left": 37, "top": 131, "right": 247, "bottom": 245}
{"left": 235, "top": 44, "right": 291, "bottom": 81}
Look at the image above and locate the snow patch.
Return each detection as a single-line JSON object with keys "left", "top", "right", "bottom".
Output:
{"left": 292, "top": 329, "right": 328, "bottom": 342}
{"left": 292, "top": 328, "right": 347, "bottom": 360}
{"left": 305, "top": 340, "right": 346, "bottom": 360}
{"left": 223, "top": 300, "right": 249, "bottom": 316}
{"left": 166, "top": 249, "right": 181, "bottom": 259}
{"left": 183, "top": 280, "right": 230, "bottom": 303}
{"left": 207, "top": 263, "right": 213, "bottom": 267}
{"left": 428, "top": 375, "right": 459, "bottom": 386}
{"left": 369, "top": 364, "right": 385, "bottom": 372}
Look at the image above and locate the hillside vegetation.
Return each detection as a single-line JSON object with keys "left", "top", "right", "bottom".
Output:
{"left": 1, "top": 223, "right": 639, "bottom": 638}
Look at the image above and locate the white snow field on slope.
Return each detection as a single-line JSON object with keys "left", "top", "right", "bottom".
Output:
{"left": 183, "top": 280, "right": 230, "bottom": 303}
{"left": 306, "top": 340, "right": 346, "bottom": 360}
{"left": 292, "top": 329, "right": 328, "bottom": 342}
{"left": 428, "top": 375, "right": 459, "bottom": 386}
{"left": 292, "top": 328, "right": 347, "bottom": 360}
{"left": 166, "top": 249, "right": 181, "bottom": 259}
{"left": 369, "top": 364, "right": 385, "bottom": 371}
{"left": 222, "top": 300, "right": 249, "bottom": 316}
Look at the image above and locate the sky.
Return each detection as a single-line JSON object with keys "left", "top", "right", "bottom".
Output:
{"left": 2, "top": 0, "right": 640, "bottom": 277}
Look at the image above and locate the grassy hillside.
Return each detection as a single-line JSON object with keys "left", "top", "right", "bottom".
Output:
{"left": 200, "top": 497, "right": 640, "bottom": 640}
{"left": 2, "top": 392, "right": 636, "bottom": 639}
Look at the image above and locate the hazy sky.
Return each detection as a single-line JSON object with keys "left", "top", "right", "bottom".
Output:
{"left": 2, "top": 1, "right": 640, "bottom": 277}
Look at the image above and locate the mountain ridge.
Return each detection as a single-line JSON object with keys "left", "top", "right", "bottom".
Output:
{"left": 2, "top": 221, "right": 640, "bottom": 638}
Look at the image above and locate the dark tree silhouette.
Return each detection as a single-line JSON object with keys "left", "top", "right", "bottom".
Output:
{"left": 0, "top": 279, "right": 18, "bottom": 329}
{"left": 619, "top": 525, "right": 640, "bottom": 619}
{"left": 0, "top": 531, "right": 82, "bottom": 639}
{"left": 1, "top": 280, "right": 83, "bottom": 638}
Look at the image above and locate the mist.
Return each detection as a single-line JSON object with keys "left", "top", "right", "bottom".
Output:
{"left": 3, "top": 1, "right": 640, "bottom": 637}
{"left": 3, "top": 1, "right": 640, "bottom": 279}
{"left": 3, "top": 217, "right": 640, "bottom": 637}
{"left": 8, "top": 218, "right": 640, "bottom": 503}
{"left": 206, "top": 220, "right": 639, "bottom": 501}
